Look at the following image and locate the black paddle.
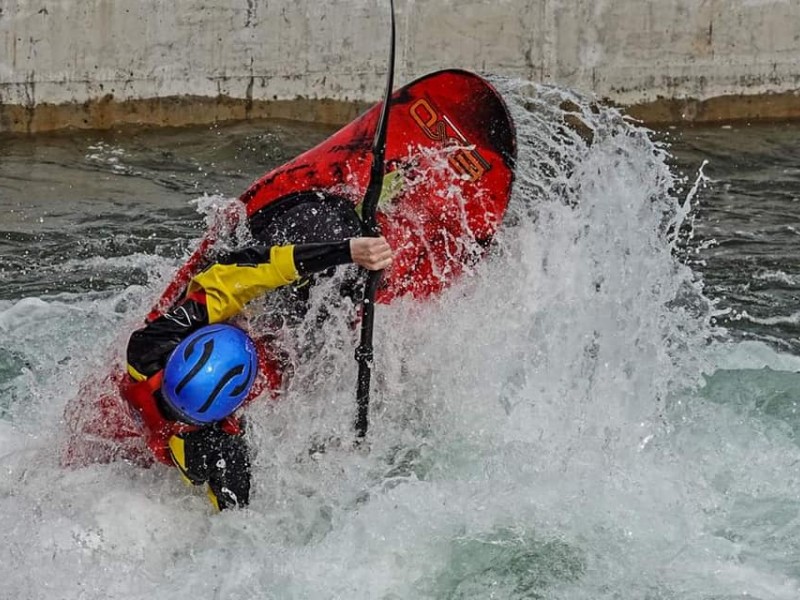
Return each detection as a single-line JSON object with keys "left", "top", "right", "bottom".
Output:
{"left": 354, "top": 0, "right": 396, "bottom": 442}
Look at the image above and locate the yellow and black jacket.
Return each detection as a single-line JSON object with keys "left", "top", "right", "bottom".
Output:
{"left": 123, "top": 240, "right": 354, "bottom": 510}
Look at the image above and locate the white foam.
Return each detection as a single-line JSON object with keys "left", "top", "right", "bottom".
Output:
{"left": 0, "top": 420, "right": 28, "bottom": 458}
{"left": 709, "top": 339, "right": 800, "bottom": 372}
{"left": 2, "top": 79, "right": 799, "bottom": 599}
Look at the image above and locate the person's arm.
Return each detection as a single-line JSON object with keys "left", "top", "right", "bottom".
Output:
{"left": 185, "top": 242, "right": 349, "bottom": 324}
{"left": 184, "top": 238, "right": 392, "bottom": 324}
{"left": 168, "top": 423, "right": 251, "bottom": 511}
{"left": 126, "top": 297, "right": 209, "bottom": 381}
{"left": 126, "top": 238, "right": 392, "bottom": 380}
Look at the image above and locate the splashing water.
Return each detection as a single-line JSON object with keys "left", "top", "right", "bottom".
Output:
{"left": 1, "top": 79, "right": 799, "bottom": 599}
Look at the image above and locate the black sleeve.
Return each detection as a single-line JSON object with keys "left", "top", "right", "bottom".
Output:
{"left": 293, "top": 240, "right": 353, "bottom": 276}
{"left": 127, "top": 299, "right": 209, "bottom": 378}
{"left": 206, "top": 430, "right": 251, "bottom": 510}
{"left": 215, "top": 241, "right": 353, "bottom": 277}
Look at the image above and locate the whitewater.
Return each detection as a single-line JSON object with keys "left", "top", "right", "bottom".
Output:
{"left": 2, "top": 79, "right": 800, "bottom": 599}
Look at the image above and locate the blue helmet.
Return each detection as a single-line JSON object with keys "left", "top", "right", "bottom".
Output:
{"left": 162, "top": 324, "right": 258, "bottom": 425}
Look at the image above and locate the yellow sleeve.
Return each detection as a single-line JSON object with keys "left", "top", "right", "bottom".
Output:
{"left": 186, "top": 245, "right": 299, "bottom": 323}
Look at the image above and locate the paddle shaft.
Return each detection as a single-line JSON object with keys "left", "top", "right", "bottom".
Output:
{"left": 354, "top": 0, "right": 396, "bottom": 441}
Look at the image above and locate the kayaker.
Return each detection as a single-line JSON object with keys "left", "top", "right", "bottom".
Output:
{"left": 122, "top": 236, "right": 392, "bottom": 510}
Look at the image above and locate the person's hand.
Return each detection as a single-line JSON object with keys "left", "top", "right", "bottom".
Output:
{"left": 350, "top": 236, "right": 393, "bottom": 271}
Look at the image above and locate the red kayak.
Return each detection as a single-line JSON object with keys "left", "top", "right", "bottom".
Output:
{"left": 62, "top": 69, "right": 516, "bottom": 467}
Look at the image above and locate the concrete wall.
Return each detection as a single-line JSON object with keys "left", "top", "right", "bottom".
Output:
{"left": 1, "top": 0, "right": 799, "bottom": 132}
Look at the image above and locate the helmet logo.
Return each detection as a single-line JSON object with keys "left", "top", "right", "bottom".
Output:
{"left": 198, "top": 364, "right": 249, "bottom": 414}
{"left": 176, "top": 338, "right": 215, "bottom": 394}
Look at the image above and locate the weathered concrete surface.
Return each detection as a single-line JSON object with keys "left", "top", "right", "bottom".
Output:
{"left": 1, "top": 0, "right": 799, "bottom": 132}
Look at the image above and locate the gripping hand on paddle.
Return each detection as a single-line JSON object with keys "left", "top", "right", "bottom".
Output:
{"left": 350, "top": 236, "right": 393, "bottom": 271}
